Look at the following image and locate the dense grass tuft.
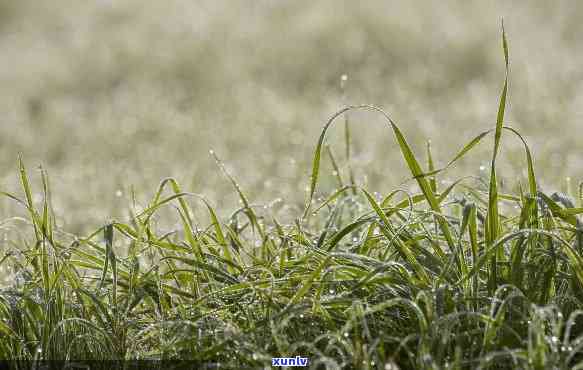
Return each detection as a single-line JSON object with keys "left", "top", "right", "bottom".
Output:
{"left": 1, "top": 26, "right": 583, "bottom": 370}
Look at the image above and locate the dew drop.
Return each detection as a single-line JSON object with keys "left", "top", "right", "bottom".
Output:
{"left": 115, "top": 190, "right": 123, "bottom": 197}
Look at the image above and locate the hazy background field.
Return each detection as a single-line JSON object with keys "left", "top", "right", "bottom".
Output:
{"left": 0, "top": 0, "right": 581, "bottom": 234}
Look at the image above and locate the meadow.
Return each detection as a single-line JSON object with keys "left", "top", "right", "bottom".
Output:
{"left": 1, "top": 1, "right": 583, "bottom": 369}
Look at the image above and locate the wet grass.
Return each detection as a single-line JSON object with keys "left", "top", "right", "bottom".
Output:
{"left": 1, "top": 27, "right": 583, "bottom": 370}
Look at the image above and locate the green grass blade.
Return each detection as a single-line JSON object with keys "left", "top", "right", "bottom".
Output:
{"left": 486, "top": 22, "right": 510, "bottom": 292}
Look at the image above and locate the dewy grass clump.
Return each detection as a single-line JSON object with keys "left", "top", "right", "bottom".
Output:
{"left": 1, "top": 25, "right": 583, "bottom": 370}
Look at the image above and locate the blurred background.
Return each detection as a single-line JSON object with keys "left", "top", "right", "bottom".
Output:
{"left": 0, "top": 0, "right": 582, "bottom": 233}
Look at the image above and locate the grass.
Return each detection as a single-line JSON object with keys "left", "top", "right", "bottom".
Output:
{"left": 2, "top": 1, "right": 583, "bottom": 233}
{"left": 1, "top": 25, "right": 583, "bottom": 370}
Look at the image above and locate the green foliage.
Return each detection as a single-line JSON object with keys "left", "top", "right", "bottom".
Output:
{"left": 1, "top": 24, "right": 583, "bottom": 370}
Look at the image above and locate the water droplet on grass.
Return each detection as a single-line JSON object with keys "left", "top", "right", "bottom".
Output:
{"left": 115, "top": 190, "right": 123, "bottom": 197}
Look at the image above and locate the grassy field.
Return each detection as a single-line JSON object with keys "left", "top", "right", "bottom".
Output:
{"left": 1, "top": 1, "right": 582, "bottom": 232}
{"left": 1, "top": 1, "right": 583, "bottom": 369}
